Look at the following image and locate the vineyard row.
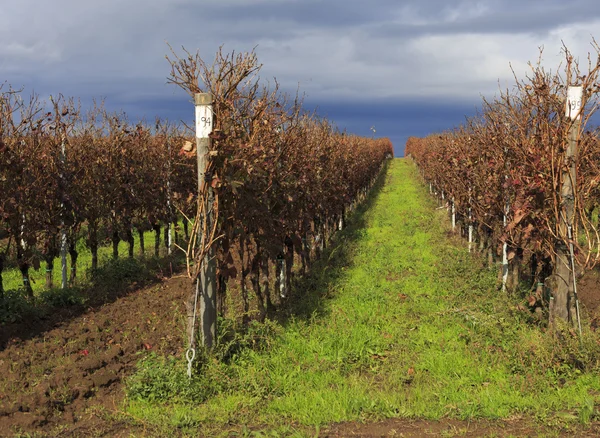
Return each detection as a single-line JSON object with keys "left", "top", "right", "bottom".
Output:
{"left": 405, "top": 41, "right": 600, "bottom": 325}
{"left": 0, "top": 47, "right": 393, "bottom": 333}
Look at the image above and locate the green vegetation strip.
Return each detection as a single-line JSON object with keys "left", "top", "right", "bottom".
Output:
{"left": 1, "top": 225, "right": 183, "bottom": 324}
{"left": 2, "top": 224, "right": 180, "bottom": 295}
{"left": 127, "top": 159, "right": 600, "bottom": 436}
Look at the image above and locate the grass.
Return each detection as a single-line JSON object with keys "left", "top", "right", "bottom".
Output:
{"left": 119, "top": 158, "right": 600, "bottom": 436}
{"left": 2, "top": 224, "right": 180, "bottom": 294}
{"left": 0, "top": 224, "right": 184, "bottom": 324}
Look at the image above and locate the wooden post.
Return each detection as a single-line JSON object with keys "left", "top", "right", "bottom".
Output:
{"left": 451, "top": 198, "right": 456, "bottom": 232}
{"left": 501, "top": 129, "right": 510, "bottom": 294}
{"left": 551, "top": 86, "right": 582, "bottom": 324}
{"left": 468, "top": 207, "right": 473, "bottom": 252}
{"left": 60, "top": 139, "right": 68, "bottom": 289}
{"left": 502, "top": 204, "right": 509, "bottom": 293}
{"left": 277, "top": 253, "right": 286, "bottom": 299}
{"left": 193, "top": 92, "right": 217, "bottom": 349}
{"left": 468, "top": 191, "right": 473, "bottom": 252}
{"left": 166, "top": 137, "right": 173, "bottom": 256}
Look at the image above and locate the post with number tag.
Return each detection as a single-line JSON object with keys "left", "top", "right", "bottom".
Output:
{"left": 192, "top": 93, "right": 217, "bottom": 350}
{"left": 550, "top": 85, "right": 582, "bottom": 330}
{"left": 566, "top": 86, "right": 583, "bottom": 121}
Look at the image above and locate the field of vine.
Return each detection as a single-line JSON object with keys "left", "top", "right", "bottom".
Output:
{"left": 407, "top": 42, "right": 600, "bottom": 327}
{"left": 0, "top": 47, "right": 392, "bottom": 328}
{"left": 7, "top": 40, "right": 600, "bottom": 438}
{"left": 0, "top": 47, "right": 394, "bottom": 435}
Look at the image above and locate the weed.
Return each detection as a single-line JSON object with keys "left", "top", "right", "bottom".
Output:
{"left": 0, "top": 288, "right": 43, "bottom": 324}
{"left": 579, "top": 394, "right": 595, "bottom": 424}
{"left": 127, "top": 353, "right": 209, "bottom": 403}
{"left": 90, "top": 257, "right": 150, "bottom": 287}
{"left": 39, "top": 286, "right": 87, "bottom": 307}
{"left": 215, "top": 317, "right": 283, "bottom": 363}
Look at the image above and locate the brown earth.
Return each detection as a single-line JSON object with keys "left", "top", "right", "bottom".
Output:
{"left": 0, "top": 274, "right": 189, "bottom": 437}
{"left": 1, "top": 269, "right": 600, "bottom": 437}
{"left": 578, "top": 268, "right": 600, "bottom": 327}
{"left": 324, "top": 417, "right": 600, "bottom": 437}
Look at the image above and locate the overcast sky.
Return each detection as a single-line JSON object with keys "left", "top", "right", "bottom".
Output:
{"left": 2, "top": 0, "right": 600, "bottom": 155}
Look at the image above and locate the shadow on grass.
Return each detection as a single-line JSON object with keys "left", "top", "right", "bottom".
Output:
{"left": 126, "top": 161, "right": 393, "bottom": 401}
{"left": 276, "top": 161, "right": 391, "bottom": 326}
{"left": 203, "top": 162, "right": 392, "bottom": 365}
{"left": 1, "top": 161, "right": 391, "bottom": 352}
{"left": 0, "top": 252, "right": 185, "bottom": 350}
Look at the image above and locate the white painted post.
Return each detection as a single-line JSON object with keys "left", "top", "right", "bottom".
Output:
{"left": 167, "top": 209, "right": 172, "bottom": 255}
{"left": 451, "top": 198, "right": 456, "bottom": 232}
{"left": 166, "top": 138, "right": 173, "bottom": 256}
{"left": 566, "top": 86, "right": 583, "bottom": 121}
{"left": 502, "top": 131, "right": 510, "bottom": 293}
{"left": 194, "top": 93, "right": 217, "bottom": 349}
{"left": 319, "top": 231, "right": 324, "bottom": 253}
{"left": 20, "top": 214, "right": 28, "bottom": 291}
{"left": 468, "top": 207, "right": 473, "bottom": 252}
{"left": 20, "top": 215, "right": 26, "bottom": 251}
{"left": 314, "top": 228, "right": 323, "bottom": 255}
{"left": 467, "top": 190, "right": 473, "bottom": 252}
{"left": 278, "top": 253, "right": 286, "bottom": 299}
{"left": 60, "top": 139, "right": 68, "bottom": 289}
{"left": 502, "top": 203, "right": 509, "bottom": 293}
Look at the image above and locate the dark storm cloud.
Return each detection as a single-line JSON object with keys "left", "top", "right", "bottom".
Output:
{"left": 372, "top": 0, "right": 600, "bottom": 38}
{"left": 309, "top": 98, "right": 479, "bottom": 156}
{"left": 191, "top": 0, "right": 600, "bottom": 40}
{"left": 1, "top": 0, "right": 600, "bottom": 147}
{"left": 124, "top": 93, "right": 479, "bottom": 157}
{"left": 199, "top": 0, "right": 402, "bottom": 28}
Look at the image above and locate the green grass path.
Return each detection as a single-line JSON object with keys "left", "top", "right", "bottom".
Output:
{"left": 128, "top": 159, "right": 600, "bottom": 435}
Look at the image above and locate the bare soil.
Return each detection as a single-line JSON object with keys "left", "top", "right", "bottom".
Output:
{"left": 1, "top": 269, "right": 600, "bottom": 437}
{"left": 578, "top": 268, "right": 600, "bottom": 329}
{"left": 324, "top": 417, "right": 600, "bottom": 437}
{"left": 0, "top": 274, "right": 189, "bottom": 437}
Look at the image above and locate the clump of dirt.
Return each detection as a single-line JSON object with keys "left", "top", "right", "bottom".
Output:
{"left": 578, "top": 269, "right": 600, "bottom": 322}
{"left": 324, "top": 417, "right": 600, "bottom": 437}
{"left": 0, "top": 275, "right": 190, "bottom": 437}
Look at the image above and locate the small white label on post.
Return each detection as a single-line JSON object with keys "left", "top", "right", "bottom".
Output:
{"left": 566, "top": 86, "right": 583, "bottom": 120}
{"left": 195, "top": 105, "right": 213, "bottom": 138}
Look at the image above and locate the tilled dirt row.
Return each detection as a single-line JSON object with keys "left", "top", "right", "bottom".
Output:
{"left": 3, "top": 267, "right": 600, "bottom": 437}
{"left": 0, "top": 276, "right": 189, "bottom": 437}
